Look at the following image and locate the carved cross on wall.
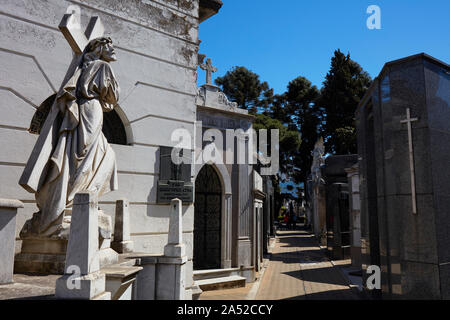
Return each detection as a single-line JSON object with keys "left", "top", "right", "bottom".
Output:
{"left": 400, "top": 107, "right": 419, "bottom": 214}
{"left": 200, "top": 58, "right": 217, "bottom": 85}
{"left": 59, "top": 6, "right": 105, "bottom": 55}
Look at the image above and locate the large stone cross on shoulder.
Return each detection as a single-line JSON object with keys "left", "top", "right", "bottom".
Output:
{"left": 55, "top": 6, "right": 106, "bottom": 88}
{"left": 27, "top": 7, "right": 106, "bottom": 134}
{"left": 59, "top": 6, "right": 105, "bottom": 55}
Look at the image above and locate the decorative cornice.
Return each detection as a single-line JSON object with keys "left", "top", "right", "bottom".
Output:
{"left": 0, "top": 199, "right": 24, "bottom": 209}
{"left": 199, "top": 0, "right": 223, "bottom": 23}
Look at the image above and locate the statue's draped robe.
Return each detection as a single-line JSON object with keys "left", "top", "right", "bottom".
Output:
{"left": 20, "top": 60, "right": 119, "bottom": 234}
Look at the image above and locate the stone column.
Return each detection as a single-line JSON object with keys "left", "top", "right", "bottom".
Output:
{"left": 157, "top": 199, "right": 187, "bottom": 300}
{"left": 345, "top": 164, "right": 362, "bottom": 269}
{"left": 111, "top": 199, "right": 134, "bottom": 253}
{"left": 164, "top": 199, "right": 185, "bottom": 257}
{"left": 313, "top": 186, "right": 319, "bottom": 235}
{"left": 55, "top": 191, "right": 110, "bottom": 300}
{"left": 0, "top": 199, "right": 23, "bottom": 284}
{"left": 222, "top": 194, "right": 232, "bottom": 268}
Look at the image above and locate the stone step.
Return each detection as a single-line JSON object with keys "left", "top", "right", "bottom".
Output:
{"left": 196, "top": 275, "right": 246, "bottom": 291}
{"left": 193, "top": 267, "right": 240, "bottom": 281}
{"left": 101, "top": 264, "right": 143, "bottom": 300}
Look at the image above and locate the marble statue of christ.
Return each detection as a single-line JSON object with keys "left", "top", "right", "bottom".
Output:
{"left": 19, "top": 37, "right": 119, "bottom": 238}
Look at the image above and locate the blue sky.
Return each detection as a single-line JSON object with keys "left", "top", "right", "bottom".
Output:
{"left": 198, "top": 0, "right": 450, "bottom": 94}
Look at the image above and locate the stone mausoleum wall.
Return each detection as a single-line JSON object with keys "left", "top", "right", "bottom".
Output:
{"left": 356, "top": 53, "right": 450, "bottom": 299}
{"left": 0, "top": 0, "right": 205, "bottom": 287}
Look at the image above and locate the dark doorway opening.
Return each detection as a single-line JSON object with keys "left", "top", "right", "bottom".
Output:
{"left": 194, "top": 165, "right": 222, "bottom": 270}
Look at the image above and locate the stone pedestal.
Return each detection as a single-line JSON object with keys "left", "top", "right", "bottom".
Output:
{"left": 164, "top": 199, "right": 185, "bottom": 258}
{"left": 55, "top": 192, "right": 110, "bottom": 300}
{"left": 159, "top": 199, "right": 188, "bottom": 300}
{"left": 0, "top": 199, "right": 23, "bottom": 284}
{"left": 134, "top": 255, "right": 158, "bottom": 300}
{"left": 15, "top": 209, "right": 118, "bottom": 274}
{"left": 15, "top": 209, "right": 70, "bottom": 274}
{"left": 156, "top": 256, "right": 187, "bottom": 300}
{"left": 14, "top": 239, "right": 67, "bottom": 274}
{"left": 111, "top": 199, "right": 134, "bottom": 253}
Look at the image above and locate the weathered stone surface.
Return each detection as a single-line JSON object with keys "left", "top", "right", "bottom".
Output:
{"left": 134, "top": 255, "right": 158, "bottom": 300}
{"left": 0, "top": 274, "right": 58, "bottom": 300}
{"left": 199, "top": 57, "right": 217, "bottom": 85}
{"left": 103, "top": 265, "right": 142, "bottom": 300}
{"left": 99, "top": 248, "right": 119, "bottom": 268}
{"left": 65, "top": 192, "right": 100, "bottom": 275}
{"left": 14, "top": 252, "right": 66, "bottom": 275}
{"left": 164, "top": 199, "right": 186, "bottom": 257}
{"left": 111, "top": 199, "right": 134, "bottom": 253}
{"left": 18, "top": 13, "right": 120, "bottom": 240}
{"left": 1, "top": 0, "right": 224, "bottom": 300}
{"left": 98, "top": 210, "right": 119, "bottom": 266}
{"left": 156, "top": 260, "right": 186, "bottom": 300}
{"left": 2, "top": 0, "right": 202, "bottom": 264}
{"left": 98, "top": 210, "right": 113, "bottom": 241}
{"left": 55, "top": 271, "right": 109, "bottom": 300}
{"left": 55, "top": 191, "right": 111, "bottom": 300}
{"left": 0, "top": 199, "right": 23, "bottom": 284}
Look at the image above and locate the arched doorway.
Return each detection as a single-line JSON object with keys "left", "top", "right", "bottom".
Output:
{"left": 194, "top": 165, "right": 222, "bottom": 270}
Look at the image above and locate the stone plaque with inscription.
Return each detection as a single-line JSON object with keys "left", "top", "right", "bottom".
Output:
{"left": 157, "top": 180, "right": 193, "bottom": 204}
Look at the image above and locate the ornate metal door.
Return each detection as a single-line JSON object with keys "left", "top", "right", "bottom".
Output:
{"left": 194, "top": 165, "right": 222, "bottom": 270}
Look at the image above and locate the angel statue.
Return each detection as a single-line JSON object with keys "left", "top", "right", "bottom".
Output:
{"left": 19, "top": 37, "right": 120, "bottom": 239}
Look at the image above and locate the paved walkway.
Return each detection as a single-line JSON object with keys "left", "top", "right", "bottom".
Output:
{"left": 255, "top": 229, "right": 360, "bottom": 300}
{"left": 0, "top": 274, "right": 58, "bottom": 300}
{"left": 200, "top": 283, "right": 254, "bottom": 300}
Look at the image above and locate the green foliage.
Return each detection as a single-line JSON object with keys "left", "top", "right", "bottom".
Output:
{"left": 253, "top": 113, "right": 301, "bottom": 175}
{"left": 317, "top": 49, "right": 372, "bottom": 154}
{"left": 215, "top": 66, "right": 272, "bottom": 114}
{"left": 334, "top": 126, "right": 357, "bottom": 155}
{"left": 215, "top": 49, "right": 371, "bottom": 206}
{"left": 284, "top": 76, "right": 321, "bottom": 183}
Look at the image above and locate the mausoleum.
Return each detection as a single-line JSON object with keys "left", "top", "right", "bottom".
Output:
{"left": 357, "top": 53, "right": 450, "bottom": 299}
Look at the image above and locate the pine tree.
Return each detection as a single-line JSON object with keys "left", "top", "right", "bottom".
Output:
{"left": 215, "top": 66, "right": 271, "bottom": 114}
{"left": 253, "top": 113, "right": 301, "bottom": 175}
{"left": 318, "top": 49, "right": 372, "bottom": 154}
{"left": 284, "top": 76, "right": 321, "bottom": 183}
